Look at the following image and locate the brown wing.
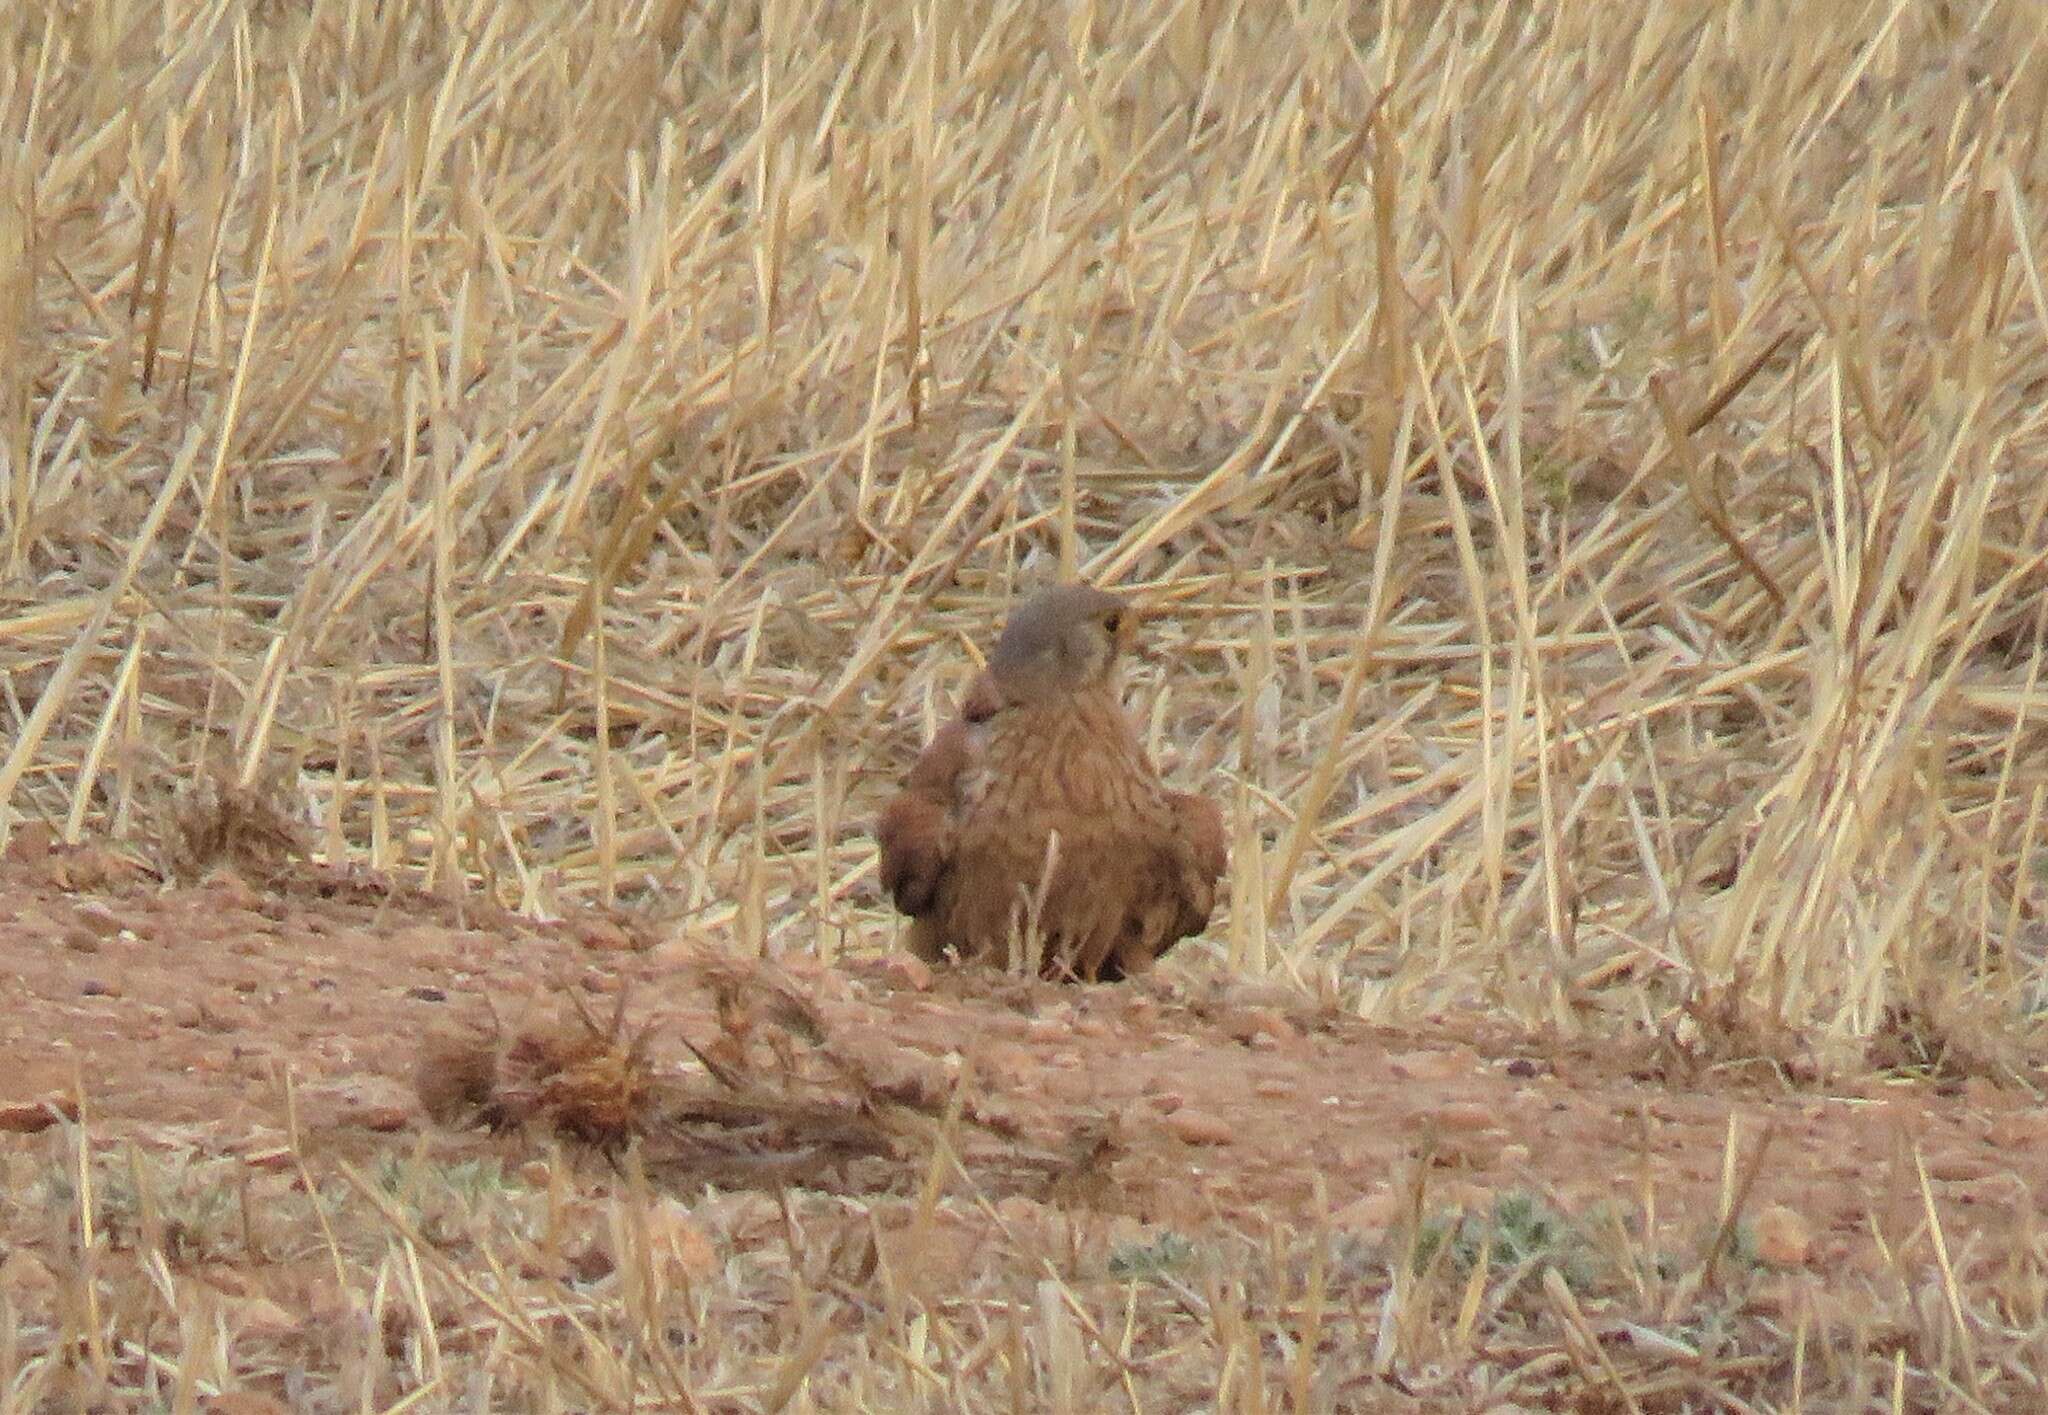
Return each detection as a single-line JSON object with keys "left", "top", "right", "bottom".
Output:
{"left": 876, "top": 713, "right": 981, "bottom": 917}
{"left": 1087, "top": 789, "right": 1229, "bottom": 982}
{"left": 878, "top": 670, "right": 1004, "bottom": 916}
{"left": 1167, "top": 790, "right": 1227, "bottom": 938}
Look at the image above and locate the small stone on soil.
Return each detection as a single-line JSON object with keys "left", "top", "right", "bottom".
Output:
{"left": 878, "top": 954, "right": 934, "bottom": 991}
{"left": 1387, "top": 1049, "right": 1471, "bottom": 1083}
{"left": 0, "top": 1097, "right": 77, "bottom": 1133}
{"left": 350, "top": 1104, "right": 411, "bottom": 1133}
{"left": 1330, "top": 1189, "right": 1400, "bottom": 1233}
{"left": 1433, "top": 1102, "right": 1499, "bottom": 1133}
{"left": 0, "top": 1250, "right": 55, "bottom": 1296}
{"left": 74, "top": 902, "right": 125, "bottom": 937}
{"left": 1160, "top": 1108, "right": 1235, "bottom": 1145}
{"left": 1755, "top": 1204, "right": 1813, "bottom": 1267}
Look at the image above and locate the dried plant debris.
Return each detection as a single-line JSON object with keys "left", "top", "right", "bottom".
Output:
{"left": 415, "top": 995, "right": 659, "bottom": 1150}
{"left": 1648, "top": 980, "right": 1821, "bottom": 1086}
{"left": 153, "top": 763, "right": 310, "bottom": 887}
{"left": 1866, "top": 983, "right": 2039, "bottom": 1088}
{"left": 416, "top": 956, "right": 1113, "bottom": 1197}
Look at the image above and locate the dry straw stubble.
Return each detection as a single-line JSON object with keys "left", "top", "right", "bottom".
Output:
{"left": 8, "top": 0, "right": 2048, "bottom": 1037}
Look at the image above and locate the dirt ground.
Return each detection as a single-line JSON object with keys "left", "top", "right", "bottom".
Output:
{"left": 4, "top": 831, "right": 2046, "bottom": 1406}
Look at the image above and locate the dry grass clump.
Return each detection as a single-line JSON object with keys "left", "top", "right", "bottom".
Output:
{"left": 1865, "top": 980, "right": 2040, "bottom": 1088}
{"left": 153, "top": 760, "right": 310, "bottom": 885}
{"left": 414, "top": 1007, "right": 662, "bottom": 1149}
{"left": 414, "top": 955, "right": 1101, "bottom": 1199}
{"left": 1649, "top": 978, "right": 1826, "bottom": 1087}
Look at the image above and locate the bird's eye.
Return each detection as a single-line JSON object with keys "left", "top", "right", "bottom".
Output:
{"left": 1103, "top": 611, "right": 1122, "bottom": 634}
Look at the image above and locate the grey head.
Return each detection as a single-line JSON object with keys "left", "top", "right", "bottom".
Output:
{"left": 986, "top": 584, "right": 1137, "bottom": 703}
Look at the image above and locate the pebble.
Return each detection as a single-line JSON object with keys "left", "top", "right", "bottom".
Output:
{"left": 200, "top": 870, "right": 261, "bottom": 911}
{"left": 1330, "top": 1190, "right": 1400, "bottom": 1233}
{"left": 973, "top": 1044, "right": 1036, "bottom": 1085}
{"left": 1025, "top": 1015, "right": 1072, "bottom": 1043}
{"left": 1985, "top": 1112, "right": 2045, "bottom": 1150}
{"left": 575, "top": 919, "right": 635, "bottom": 953}
{"left": 1386, "top": 1049, "right": 1471, "bottom": 1083}
{"left": 73, "top": 902, "right": 126, "bottom": 937}
{"left": 350, "top": 1105, "right": 411, "bottom": 1133}
{"left": 878, "top": 955, "right": 934, "bottom": 992}
{"left": 1160, "top": 1108, "right": 1235, "bottom": 1146}
{"left": 1434, "top": 1102, "right": 1500, "bottom": 1133}
{"left": 1924, "top": 1150, "right": 1997, "bottom": 1183}
{"left": 0, "top": 1097, "right": 77, "bottom": 1134}
{"left": 228, "top": 1297, "right": 303, "bottom": 1338}
{"left": 1225, "top": 1007, "right": 1293, "bottom": 1045}
{"left": 1754, "top": 1204, "right": 1813, "bottom": 1268}
{"left": 1433, "top": 1133, "right": 1505, "bottom": 1169}
{"left": 0, "top": 1250, "right": 55, "bottom": 1295}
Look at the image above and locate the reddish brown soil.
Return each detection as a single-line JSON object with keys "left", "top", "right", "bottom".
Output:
{"left": 2, "top": 831, "right": 2041, "bottom": 1298}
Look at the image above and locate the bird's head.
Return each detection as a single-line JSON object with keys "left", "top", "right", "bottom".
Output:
{"left": 986, "top": 584, "right": 1138, "bottom": 703}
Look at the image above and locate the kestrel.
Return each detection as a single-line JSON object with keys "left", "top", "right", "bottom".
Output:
{"left": 876, "top": 585, "right": 1228, "bottom": 982}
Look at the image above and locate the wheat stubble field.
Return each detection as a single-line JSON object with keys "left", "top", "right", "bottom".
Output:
{"left": 5, "top": 0, "right": 2048, "bottom": 1409}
